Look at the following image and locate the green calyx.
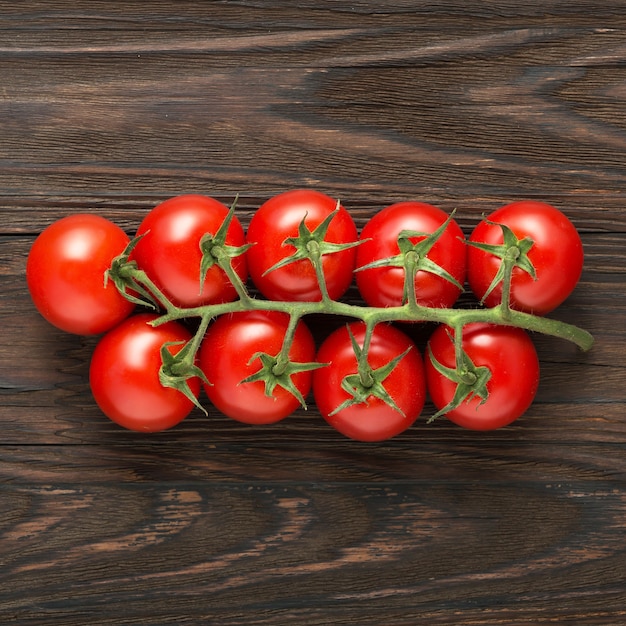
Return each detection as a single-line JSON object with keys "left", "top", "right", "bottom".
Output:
{"left": 330, "top": 325, "right": 412, "bottom": 417}
{"left": 105, "top": 234, "right": 160, "bottom": 310}
{"left": 356, "top": 210, "right": 464, "bottom": 305}
{"left": 240, "top": 351, "right": 326, "bottom": 409}
{"left": 426, "top": 340, "right": 492, "bottom": 422}
{"left": 263, "top": 203, "right": 363, "bottom": 300}
{"left": 199, "top": 197, "right": 253, "bottom": 296}
{"left": 265, "top": 203, "right": 362, "bottom": 275}
{"left": 466, "top": 219, "right": 536, "bottom": 306}
{"left": 159, "top": 340, "right": 210, "bottom": 415}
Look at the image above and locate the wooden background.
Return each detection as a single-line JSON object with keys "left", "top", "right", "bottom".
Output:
{"left": 1, "top": 2, "right": 625, "bottom": 624}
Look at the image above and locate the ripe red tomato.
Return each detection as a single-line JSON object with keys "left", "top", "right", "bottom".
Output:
{"left": 27, "top": 214, "right": 135, "bottom": 335}
{"left": 425, "top": 323, "right": 540, "bottom": 430}
{"left": 313, "top": 322, "right": 426, "bottom": 442}
{"left": 131, "top": 194, "right": 247, "bottom": 308}
{"left": 89, "top": 313, "right": 200, "bottom": 432}
{"left": 467, "top": 201, "right": 584, "bottom": 315}
{"left": 199, "top": 310, "right": 316, "bottom": 424}
{"left": 356, "top": 202, "right": 466, "bottom": 309}
{"left": 246, "top": 189, "right": 358, "bottom": 301}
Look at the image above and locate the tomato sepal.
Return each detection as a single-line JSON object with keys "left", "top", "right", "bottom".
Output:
{"left": 159, "top": 340, "right": 209, "bottom": 415}
{"left": 426, "top": 339, "right": 492, "bottom": 422}
{"left": 355, "top": 210, "right": 464, "bottom": 304}
{"left": 199, "top": 197, "right": 254, "bottom": 297}
{"left": 239, "top": 351, "right": 326, "bottom": 410}
{"left": 105, "top": 234, "right": 161, "bottom": 310}
{"left": 262, "top": 204, "right": 362, "bottom": 283}
{"left": 466, "top": 219, "right": 537, "bottom": 307}
{"left": 329, "top": 325, "right": 412, "bottom": 417}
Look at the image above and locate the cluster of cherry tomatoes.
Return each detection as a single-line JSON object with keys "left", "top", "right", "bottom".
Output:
{"left": 26, "top": 190, "right": 585, "bottom": 441}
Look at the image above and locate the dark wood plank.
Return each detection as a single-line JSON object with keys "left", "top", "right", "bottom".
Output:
{"left": 1, "top": 1, "right": 625, "bottom": 624}
{"left": 1, "top": 474, "right": 625, "bottom": 624}
{"left": 2, "top": 4, "right": 626, "bottom": 205}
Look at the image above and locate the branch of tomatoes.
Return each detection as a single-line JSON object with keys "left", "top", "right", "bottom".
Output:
{"left": 27, "top": 191, "right": 592, "bottom": 439}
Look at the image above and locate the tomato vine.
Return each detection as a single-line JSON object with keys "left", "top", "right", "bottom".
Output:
{"left": 105, "top": 197, "right": 592, "bottom": 419}
{"left": 28, "top": 192, "right": 593, "bottom": 437}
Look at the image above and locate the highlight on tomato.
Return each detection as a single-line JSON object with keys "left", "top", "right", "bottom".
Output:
{"left": 26, "top": 214, "right": 135, "bottom": 335}
{"left": 199, "top": 310, "right": 317, "bottom": 424}
{"left": 425, "top": 322, "right": 540, "bottom": 431}
{"left": 89, "top": 313, "right": 201, "bottom": 432}
{"left": 313, "top": 321, "right": 426, "bottom": 442}
{"left": 131, "top": 194, "right": 248, "bottom": 308}
{"left": 356, "top": 201, "right": 466, "bottom": 309}
{"left": 245, "top": 189, "right": 359, "bottom": 301}
{"left": 467, "top": 200, "right": 584, "bottom": 315}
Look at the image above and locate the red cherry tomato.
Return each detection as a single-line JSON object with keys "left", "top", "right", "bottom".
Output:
{"left": 468, "top": 201, "right": 584, "bottom": 315}
{"left": 27, "top": 214, "right": 135, "bottom": 335}
{"left": 89, "top": 313, "right": 200, "bottom": 432}
{"left": 313, "top": 322, "right": 426, "bottom": 442}
{"left": 356, "top": 202, "right": 466, "bottom": 309}
{"left": 199, "top": 310, "right": 316, "bottom": 424}
{"left": 131, "top": 194, "right": 247, "bottom": 308}
{"left": 246, "top": 189, "right": 358, "bottom": 301}
{"left": 425, "top": 323, "right": 540, "bottom": 430}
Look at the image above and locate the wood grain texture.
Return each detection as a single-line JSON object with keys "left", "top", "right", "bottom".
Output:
{"left": 1, "top": 2, "right": 625, "bottom": 624}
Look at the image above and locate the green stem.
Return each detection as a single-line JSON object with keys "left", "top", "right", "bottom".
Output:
{"left": 214, "top": 251, "right": 253, "bottom": 305}
{"left": 190, "top": 313, "right": 212, "bottom": 356}
{"left": 449, "top": 323, "right": 477, "bottom": 385}
{"left": 403, "top": 250, "right": 420, "bottom": 314}
{"left": 357, "top": 321, "right": 376, "bottom": 388}
{"left": 307, "top": 240, "right": 331, "bottom": 303}
{"left": 132, "top": 270, "right": 179, "bottom": 316}
{"left": 124, "top": 263, "right": 593, "bottom": 353}
{"left": 499, "top": 246, "right": 520, "bottom": 319}
{"left": 273, "top": 313, "right": 302, "bottom": 376}
{"left": 452, "top": 322, "right": 464, "bottom": 368}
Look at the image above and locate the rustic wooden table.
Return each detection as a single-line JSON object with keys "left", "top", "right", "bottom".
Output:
{"left": 2, "top": 2, "right": 625, "bottom": 624}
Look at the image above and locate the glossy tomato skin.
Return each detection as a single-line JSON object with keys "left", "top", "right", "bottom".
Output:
{"left": 246, "top": 189, "right": 358, "bottom": 301}
{"left": 356, "top": 202, "right": 466, "bottom": 309}
{"left": 132, "top": 194, "right": 247, "bottom": 308}
{"left": 426, "top": 323, "right": 540, "bottom": 431}
{"left": 199, "top": 310, "right": 316, "bottom": 424}
{"left": 89, "top": 313, "right": 200, "bottom": 432}
{"left": 27, "top": 214, "right": 135, "bottom": 335}
{"left": 313, "top": 322, "right": 426, "bottom": 442}
{"left": 468, "top": 201, "right": 584, "bottom": 315}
